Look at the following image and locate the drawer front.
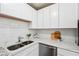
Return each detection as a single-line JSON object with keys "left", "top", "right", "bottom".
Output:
{"left": 58, "top": 48, "right": 79, "bottom": 56}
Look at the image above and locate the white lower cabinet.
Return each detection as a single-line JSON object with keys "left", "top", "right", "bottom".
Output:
{"left": 14, "top": 43, "right": 39, "bottom": 56}
{"left": 14, "top": 43, "right": 79, "bottom": 56}
{"left": 26, "top": 47, "right": 39, "bottom": 56}
{"left": 26, "top": 43, "right": 39, "bottom": 56}
{"left": 58, "top": 48, "right": 79, "bottom": 56}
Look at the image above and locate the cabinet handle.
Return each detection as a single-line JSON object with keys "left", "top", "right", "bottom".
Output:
{"left": 49, "top": 47, "right": 56, "bottom": 49}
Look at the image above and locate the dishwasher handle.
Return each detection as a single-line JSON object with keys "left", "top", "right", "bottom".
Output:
{"left": 48, "top": 46, "right": 57, "bottom": 56}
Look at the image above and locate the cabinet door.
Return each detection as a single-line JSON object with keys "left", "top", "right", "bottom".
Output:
{"left": 58, "top": 48, "right": 79, "bottom": 56}
{"left": 1, "top": 4, "right": 21, "bottom": 17}
{"left": 49, "top": 4, "right": 58, "bottom": 28}
{"left": 30, "top": 9, "right": 37, "bottom": 28}
{"left": 59, "top": 3, "right": 78, "bottom": 28}
{"left": 43, "top": 7, "right": 50, "bottom": 28}
{"left": 37, "top": 4, "right": 58, "bottom": 28}
{"left": 23, "top": 4, "right": 33, "bottom": 21}
{"left": 14, "top": 43, "right": 39, "bottom": 56}
{"left": 1, "top": 4, "right": 33, "bottom": 21}
{"left": 26, "top": 43, "right": 39, "bottom": 56}
{"left": 33, "top": 43, "right": 39, "bottom": 56}
{"left": 37, "top": 9, "right": 44, "bottom": 28}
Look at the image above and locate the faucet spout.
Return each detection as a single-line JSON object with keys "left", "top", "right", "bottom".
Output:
{"left": 18, "top": 36, "right": 24, "bottom": 42}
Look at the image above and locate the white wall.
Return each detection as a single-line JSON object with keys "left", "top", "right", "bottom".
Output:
{"left": 0, "top": 17, "right": 77, "bottom": 47}
{"left": 0, "top": 17, "right": 31, "bottom": 47}
{"left": 32, "top": 29, "right": 76, "bottom": 43}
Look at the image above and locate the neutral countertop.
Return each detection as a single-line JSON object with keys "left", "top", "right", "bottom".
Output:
{"left": 4, "top": 38, "right": 79, "bottom": 55}
{"left": 31, "top": 38, "right": 79, "bottom": 53}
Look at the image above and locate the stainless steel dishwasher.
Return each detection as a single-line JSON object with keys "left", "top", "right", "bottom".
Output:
{"left": 39, "top": 43, "right": 57, "bottom": 56}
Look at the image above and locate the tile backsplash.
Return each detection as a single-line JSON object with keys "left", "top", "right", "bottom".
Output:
{"left": 32, "top": 29, "right": 77, "bottom": 43}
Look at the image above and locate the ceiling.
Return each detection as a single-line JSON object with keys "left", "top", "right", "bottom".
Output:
{"left": 27, "top": 3, "right": 54, "bottom": 10}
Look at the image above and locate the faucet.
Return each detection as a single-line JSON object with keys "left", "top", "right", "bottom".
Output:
{"left": 18, "top": 36, "right": 24, "bottom": 42}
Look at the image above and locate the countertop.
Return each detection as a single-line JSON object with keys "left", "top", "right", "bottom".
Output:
{"left": 31, "top": 39, "right": 79, "bottom": 53}
{"left": 4, "top": 38, "right": 79, "bottom": 55}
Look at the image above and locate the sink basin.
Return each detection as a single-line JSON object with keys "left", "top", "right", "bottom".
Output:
{"left": 7, "top": 44, "right": 24, "bottom": 51}
{"left": 22, "top": 41, "right": 33, "bottom": 45}
{"left": 7, "top": 41, "right": 33, "bottom": 51}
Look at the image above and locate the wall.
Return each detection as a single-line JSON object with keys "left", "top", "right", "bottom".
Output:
{"left": 32, "top": 29, "right": 77, "bottom": 43}
{"left": 0, "top": 17, "right": 32, "bottom": 47}
{"left": 0, "top": 17, "right": 77, "bottom": 47}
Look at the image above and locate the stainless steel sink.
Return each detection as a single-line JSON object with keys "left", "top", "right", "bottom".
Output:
{"left": 7, "top": 41, "right": 33, "bottom": 51}
{"left": 22, "top": 41, "right": 33, "bottom": 45}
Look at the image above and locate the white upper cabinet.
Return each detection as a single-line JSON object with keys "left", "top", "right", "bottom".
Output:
{"left": 0, "top": 3, "right": 78, "bottom": 28}
{"left": 37, "top": 4, "right": 58, "bottom": 28}
{"left": 0, "top": 3, "right": 34, "bottom": 21}
{"left": 37, "top": 9, "right": 44, "bottom": 28}
{"left": 32, "top": 3, "right": 78, "bottom": 29}
{"left": 59, "top": 3, "right": 78, "bottom": 28}
{"left": 49, "top": 4, "right": 58, "bottom": 28}
{"left": 43, "top": 6, "right": 50, "bottom": 28}
{"left": 30, "top": 9, "right": 37, "bottom": 28}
